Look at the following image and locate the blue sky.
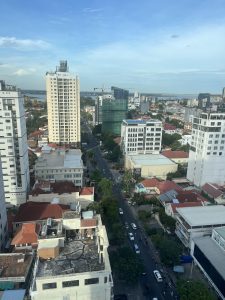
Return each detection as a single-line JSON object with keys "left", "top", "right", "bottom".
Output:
{"left": 1, "top": 0, "right": 225, "bottom": 93}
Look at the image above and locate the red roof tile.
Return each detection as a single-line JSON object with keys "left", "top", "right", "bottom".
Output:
{"left": 11, "top": 223, "right": 40, "bottom": 246}
{"left": 202, "top": 183, "right": 223, "bottom": 199}
{"left": 141, "top": 178, "right": 160, "bottom": 188}
{"left": 81, "top": 219, "right": 97, "bottom": 227}
{"left": 170, "top": 201, "right": 203, "bottom": 213}
{"left": 164, "top": 123, "right": 176, "bottom": 130}
{"left": 157, "top": 180, "right": 182, "bottom": 194}
{"left": 162, "top": 150, "right": 189, "bottom": 159}
{"left": 14, "top": 202, "right": 70, "bottom": 223}
{"left": 80, "top": 187, "right": 94, "bottom": 196}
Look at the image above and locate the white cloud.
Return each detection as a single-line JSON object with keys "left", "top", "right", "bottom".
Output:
{"left": 13, "top": 68, "right": 36, "bottom": 76}
{"left": 83, "top": 8, "right": 103, "bottom": 13}
{"left": 0, "top": 37, "right": 50, "bottom": 49}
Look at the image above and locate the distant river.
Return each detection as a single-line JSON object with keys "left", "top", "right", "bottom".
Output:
{"left": 23, "top": 92, "right": 46, "bottom": 102}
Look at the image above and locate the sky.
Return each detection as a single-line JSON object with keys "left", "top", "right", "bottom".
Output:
{"left": 1, "top": 0, "right": 225, "bottom": 93}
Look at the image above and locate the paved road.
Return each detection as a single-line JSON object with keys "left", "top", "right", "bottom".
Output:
{"left": 83, "top": 122, "right": 177, "bottom": 300}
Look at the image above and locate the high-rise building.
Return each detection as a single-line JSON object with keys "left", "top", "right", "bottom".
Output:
{"left": 0, "top": 81, "right": 30, "bottom": 206}
{"left": 111, "top": 86, "right": 129, "bottom": 101}
{"left": 187, "top": 112, "right": 225, "bottom": 186}
{"left": 46, "top": 61, "right": 80, "bottom": 146}
{"left": 0, "top": 157, "right": 8, "bottom": 249}
{"left": 121, "top": 119, "right": 162, "bottom": 155}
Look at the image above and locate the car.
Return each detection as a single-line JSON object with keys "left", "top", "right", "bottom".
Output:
{"left": 128, "top": 232, "right": 134, "bottom": 241}
{"left": 119, "top": 208, "right": 123, "bottom": 215}
{"left": 153, "top": 270, "right": 163, "bottom": 282}
{"left": 131, "top": 223, "right": 137, "bottom": 230}
{"left": 124, "top": 222, "right": 129, "bottom": 229}
{"left": 134, "top": 243, "right": 140, "bottom": 254}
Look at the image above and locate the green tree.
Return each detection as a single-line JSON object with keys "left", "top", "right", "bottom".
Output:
{"left": 159, "top": 208, "right": 176, "bottom": 232}
{"left": 177, "top": 280, "right": 216, "bottom": 300}
{"left": 162, "top": 132, "right": 182, "bottom": 147}
{"left": 90, "top": 170, "right": 102, "bottom": 183}
{"left": 122, "top": 170, "right": 133, "bottom": 195}
{"left": 98, "top": 178, "right": 113, "bottom": 197}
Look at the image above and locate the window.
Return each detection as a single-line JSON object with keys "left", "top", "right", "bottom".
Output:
{"left": 62, "top": 280, "right": 79, "bottom": 287}
{"left": 104, "top": 277, "right": 108, "bottom": 283}
{"left": 42, "top": 282, "right": 57, "bottom": 290}
{"left": 85, "top": 278, "right": 99, "bottom": 285}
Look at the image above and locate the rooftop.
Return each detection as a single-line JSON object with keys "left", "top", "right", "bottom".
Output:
{"left": 170, "top": 201, "right": 203, "bottom": 213}
{"left": 0, "top": 253, "right": 33, "bottom": 280}
{"left": 177, "top": 205, "right": 225, "bottom": 227}
{"left": 214, "top": 226, "right": 225, "bottom": 240}
{"left": 128, "top": 154, "right": 176, "bottom": 166}
{"left": 123, "top": 119, "right": 161, "bottom": 125}
{"left": 162, "top": 150, "right": 189, "bottom": 159}
{"left": 193, "top": 236, "right": 225, "bottom": 279}
{"left": 163, "top": 123, "right": 177, "bottom": 130}
{"left": 202, "top": 183, "right": 224, "bottom": 199}
{"left": 37, "top": 238, "right": 104, "bottom": 277}
{"left": 11, "top": 223, "right": 40, "bottom": 246}
{"left": 35, "top": 149, "right": 83, "bottom": 169}
{"left": 14, "top": 202, "right": 69, "bottom": 223}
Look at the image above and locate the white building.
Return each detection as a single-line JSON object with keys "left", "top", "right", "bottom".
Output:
{"left": 175, "top": 205, "right": 225, "bottom": 248}
{"left": 121, "top": 119, "right": 162, "bottom": 155}
{"left": 34, "top": 149, "right": 83, "bottom": 187}
{"left": 179, "top": 134, "right": 192, "bottom": 145}
{"left": 46, "top": 61, "right": 80, "bottom": 146}
{"left": 191, "top": 227, "right": 225, "bottom": 300}
{"left": 0, "top": 81, "right": 30, "bottom": 206}
{"left": 187, "top": 112, "right": 225, "bottom": 187}
{"left": 0, "top": 158, "right": 8, "bottom": 249}
{"left": 30, "top": 212, "right": 113, "bottom": 300}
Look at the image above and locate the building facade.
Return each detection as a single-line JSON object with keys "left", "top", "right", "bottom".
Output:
{"left": 187, "top": 113, "right": 225, "bottom": 186}
{"left": 34, "top": 149, "right": 83, "bottom": 187}
{"left": 0, "top": 81, "right": 30, "bottom": 206}
{"left": 46, "top": 61, "right": 80, "bottom": 146}
{"left": 121, "top": 119, "right": 162, "bottom": 155}
{"left": 0, "top": 158, "right": 8, "bottom": 249}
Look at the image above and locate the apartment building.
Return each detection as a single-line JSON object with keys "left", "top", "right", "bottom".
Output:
{"left": 0, "top": 158, "right": 8, "bottom": 249}
{"left": 121, "top": 119, "right": 162, "bottom": 155}
{"left": 30, "top": 211, "right": 113, "bottom": 300}
{"left": 46, "top": 61, "right": 80, "bottom": 146}
{"left": 0, "top": 80, "right": 30, "bottom": 206}
{"left": 34, "top": 149, "right": 83, "bottom": 187}
{"left": 187, "top": 113, "right": 225, "bottom": 186}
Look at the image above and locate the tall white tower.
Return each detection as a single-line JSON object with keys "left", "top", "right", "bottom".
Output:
{"left": 187, "top": 112, "right": 225, "bottom": 186}
{"left": 46, "top": 61, "right": 80, "bottom": 146}
{"left": 0, "top": 81, "right": 30, "bottom": 206}
{"left": 0, "top": 157, "right": 8, "bottom": 249}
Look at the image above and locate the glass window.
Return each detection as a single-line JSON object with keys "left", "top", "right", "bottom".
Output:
{"left": 85, "top": 278, "right": 99, "bottom": 285}
{"left": 42, "top": 282, "right": 57, "bottom": 290}
{"left": 62, "top": 280, "right": 79, "bottom": 287}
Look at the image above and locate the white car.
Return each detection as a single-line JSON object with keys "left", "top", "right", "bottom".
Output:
{"left": 153, "top": 270, "right": 163, "bottom": 282}
{"left": 119, "top": 208, "right": 123, "bottom": 215}
{"left": 131, "top": 223, "right": 137, "bottom": 230}
{"left": 128, "top": 232, "right": 134, "bottom": 241}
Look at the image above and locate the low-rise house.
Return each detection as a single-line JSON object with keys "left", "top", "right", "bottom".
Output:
{"left": 11, "top": 223, "right": 40, "bottom": 250}
{"left": 191, "top": 227, "right": 225, "bottom": 300}
{"left": 175, "top": 205, "right": 225, "bottom": 248}
{"left": 125, "top": 154, "right": 178, "bottom": 179}
{"left": 29, "top": 180, "right": 94, "bottom": 205}
{"left": 161, "top": 150, "right": 189, "bottom": 165}
{"left": 135, "top": 178, "right": 182, "bottom": 195}
{"left": 202, "top": 183, "right": 225, "bottom": 204}
{"left": 165, "top": 202, "right": 203, "bottom": 219}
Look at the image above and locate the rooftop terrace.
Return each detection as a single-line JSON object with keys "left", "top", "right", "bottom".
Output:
{"left": 37, "top": 238, "right": 104, "bottom": 277}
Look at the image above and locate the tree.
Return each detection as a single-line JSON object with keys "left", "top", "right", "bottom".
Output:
{"left": 110, "top": 246, "right": 144, "bottom": 284}
{"left": 138, "top": 210, "right": 152, "bottom": 222}
{"left": 177, "top": 280, "right": 216, "bottom": 300}
{"left": 90, "top": 170, "right": 102, "bottom": 183}
{"left": 162, "top": 132, "right": 182, "bottom": 147}
{"left": 159, "top": 208, "right": 176, "bottom": 232}
{"left": 92, "top": 124, "right": 102, "bottom": 135}
{"left": 98, "top": 178, "right": 113, "bottom": 197}
{"left": 122, "top": 170, "right": 134, "bottom": 195}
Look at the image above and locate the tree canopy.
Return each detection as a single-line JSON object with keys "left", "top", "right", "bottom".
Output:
{"left": 177, "top": 280, "right": 216, "bottom": 300}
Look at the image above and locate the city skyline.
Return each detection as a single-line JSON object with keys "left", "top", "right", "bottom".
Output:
{"left": 1, "top": 0, "right": 225, "bottom": 93}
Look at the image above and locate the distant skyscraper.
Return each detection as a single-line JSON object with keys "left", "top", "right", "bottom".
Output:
{"left": 0, "top": 81, "right": 30, "bottom": 205}
{"left": 0, "top": 157, "right": 7, "bottom": 249}
{"left": 198, "top": 93, "right": 211, "bottom": 109}
{"left": 222, "top": 87, "right": 225, "bottom": 101}
{"left": 111, "top": 86, "right": 129, "bottom": 101}
{"left": 187, "top": 112, "right": 225, "bottom": 186}
{"left": 46, "top": 61, "right": 80, "bottom": 146}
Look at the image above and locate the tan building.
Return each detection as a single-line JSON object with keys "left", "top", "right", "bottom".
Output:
{"left": 125, "top": 154, "right": 178, "bottom": 179}
{"left": 46, "top": 61, "right": 80, "bottom": 146}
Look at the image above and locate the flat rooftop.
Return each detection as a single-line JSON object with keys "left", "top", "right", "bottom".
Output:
{"left": 37, "top": 238, "right": 104, "bottom": 277}
{"left": 214, "top": 226, "right": 225, "bottom": 240}
{"left": 128, "top": 154, "right": 176, "bottom": 166}
{"left": 193, "top": 236, "right": 225, "bottom": 279}
{"left": 177, "top": 205, "right": 225, "bottom": 227}
{"left": 35, "top": 149, "right": 83, "bottom": 169}
{"left": 0, "top": 253, "right": 33, "bottom": 280}
{"left": 123, "top": 119, "right": 161, "bottom": 125}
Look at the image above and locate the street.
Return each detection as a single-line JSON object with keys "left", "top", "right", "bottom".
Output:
{"left": 83, "top": 122, "right": 177, "bottom": 300}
